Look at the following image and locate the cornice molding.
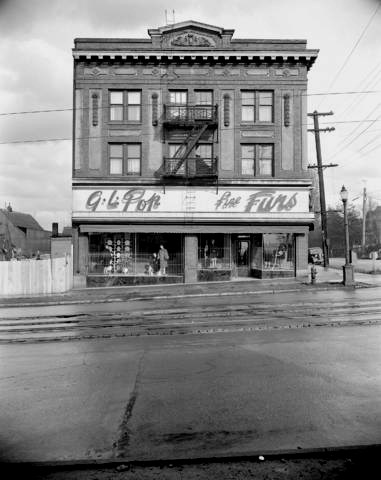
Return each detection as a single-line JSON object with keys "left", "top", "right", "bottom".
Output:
{"left": 72, "top": 50, "right": 318, "bottom": 69}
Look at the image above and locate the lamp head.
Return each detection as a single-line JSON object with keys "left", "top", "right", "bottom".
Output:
{"left": 340, "top": 185, "right": 348, "bottom": 202}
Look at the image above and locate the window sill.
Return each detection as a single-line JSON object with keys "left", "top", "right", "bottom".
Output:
{"left": 240, "top": 122, "right": 275, "bottom": 126}
{"left": 108, "top": 121, "right": 142, "bottom": 125}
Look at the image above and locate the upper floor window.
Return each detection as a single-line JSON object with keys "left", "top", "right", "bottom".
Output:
{"left": 241, "top": 92, "right": 255, "bottom": 122}
{"left": 258, "top": 92, "right": 273, "bottom": 122}
{"left": 110, "top": 91, "right": 123, "bottom": 121}
{"left": 195, "top": 143, "right": 212, "bottom": 158}
{"left": 169, "top": 91, "right": 187, "bottom": 105}
{"left": 195, "top": 90, "right": 213, "bottom": 106}
{"left": 241, "top": 91, "right": 273, "bottom": 123}
{"left": 168, "top": 91, "right": 188, "bottom": 121}
{"left": 241, "top": 144, "right": 273, "bottom": 176}
{"left": 109, "top": 143, "right": 141, "bottom": 176}
{"left": 195, "top": 90, "right": 213, "bottom": 120}
{"left": 169, "top": 143, "right": 186, "bottom": 174}
{"left": 109, "top": 90, "right": 141, "bottom": 122}
{"left": 109, "top": 144, "right": 123, "bottom": 174}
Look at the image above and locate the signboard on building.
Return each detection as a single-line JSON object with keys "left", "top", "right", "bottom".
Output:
{"left": 72, "top": 186, "right": 312, "bottom": 221}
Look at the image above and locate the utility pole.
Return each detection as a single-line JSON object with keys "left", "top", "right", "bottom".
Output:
{"left": 362, "top": 187, "right": 367, "bottom": 250}
{"left": 308, "top": 110, "right": 336, "bottom": 268}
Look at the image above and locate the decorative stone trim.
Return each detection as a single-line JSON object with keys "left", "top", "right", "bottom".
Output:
{"left": 241, "top": 131, "right": 275, "bottom": 138}
{"left": 108, "top": 130, "right": 142, "bottom": 136}
{"left": 91, "top": 93, "right": 98, "bottom": 127}
{"left": 152, "top": 93, "right": 158, "bottom": 126}
{"left": 246, "top": 69, "right": 270, "bottom": 76}
{"left": 275, "top": 68, "right": 299, "bottom": 76}
{"left": 223, "top": 94, "right": 230, "bottom": 127}
{"left": 283, "top": 94, "right": 290, "bottom": 127}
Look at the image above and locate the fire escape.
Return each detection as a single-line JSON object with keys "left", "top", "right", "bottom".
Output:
{"left": 162, "top": 104, "right": 218, "bottom": 191}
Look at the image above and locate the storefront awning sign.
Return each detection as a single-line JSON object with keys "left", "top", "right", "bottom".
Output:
{"left": 72, "top": 186, "right": 312, "bottom": 220}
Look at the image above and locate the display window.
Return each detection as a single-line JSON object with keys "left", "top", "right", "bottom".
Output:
{"left": 88, "top": 232, "right": 183, "bottom": 277}
{"left": 197, "top": 234, "right": 231, "bottom": 270}
{"left": 263, "top": 233, "right": 295, "bottom": 272}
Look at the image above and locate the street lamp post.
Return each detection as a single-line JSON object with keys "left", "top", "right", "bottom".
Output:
{"left": 340, "top": 185, "right": 354, "bottom": 286}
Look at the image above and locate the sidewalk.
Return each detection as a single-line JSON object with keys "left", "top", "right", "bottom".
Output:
{"left": 0, "top": 266, "right": 379, "bottom": 308}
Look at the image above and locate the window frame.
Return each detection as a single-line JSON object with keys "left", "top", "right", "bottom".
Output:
{"left": 258, "top": 91, "right": 274, "bottom": 123}
{"left": 168, "top": 90, "right": 188, "bottom": 105}
{"left": 126, "top": 143, "right": 142, "bottom": 176}
{"left": 240, "top": 90, "right": 274, "bottom": 124}
{"left": 240, "top": 143, "right": 274, "bottom": 177}
{"left": 108, "top": 143, "right": 142, "bottom": 177}
{"left": 241, "top": 91, "right": 255, "bottom": 123}
{"left": 126, "top": 91, "right": 142, "bottom": 123}
{"left": 109, "top": 90, "right": 142, "bottom": 123}
{"left": 109, "top": 90, "right": 124, "bottom": 122}
{"left": 194, "top": 90, "right": 213, "bottom": 106}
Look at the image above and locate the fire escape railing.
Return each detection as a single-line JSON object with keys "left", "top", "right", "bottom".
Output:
{"left": 163, "top": 157, "right": 218, "bottom": 178}
{"left": 163, "top": 105, "right": 218, "bottom": 124}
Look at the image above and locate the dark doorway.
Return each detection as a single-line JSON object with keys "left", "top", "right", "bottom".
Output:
{"left": 236, "top": 236, "right": 251, "bottom": 277}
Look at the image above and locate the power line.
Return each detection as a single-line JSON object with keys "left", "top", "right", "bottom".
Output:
{"left": 336, "top": 63, "right": 381, "bottom": 118}
{"left": 317, "top": 1, "right": 381, "bottom": 108}
{"left": 333, "top": 111, "right": 381, "bottom": 152}
{"left": 317, "top": 118, "right": 381, "bottom": 125}
{"left": 335, "top": 102, "right": 381, "bottom": 148}
{"left": 1, "top": 89, "right": 381, "bottom": 117}
{"left": 357, "top": 134, "right": 380, "bottom": 152}
{"left": 325, "top": 105, "right": 381, "bottom": 161}
{"left": 364, "top": 140, "right": 381, "bottom": 155}
{"left": 3, "top": 118, "right": 381, "bottom": 146}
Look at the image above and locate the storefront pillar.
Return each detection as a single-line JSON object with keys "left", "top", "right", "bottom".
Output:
{"left": 224, "top": 234, "right": 231, "bottom": 267}
{"left": 72, "top": 226, "right": 79, "bottom": 274}
{"left": 72, "top": 227, "right": 87, "bottom": 288}
{"left": 78, "top": 234, "right": 89, "bottom": 275}
{"left": 295, "top": 233, "right": 308, "bottom": 277}
{"left": 184, "top": 234, "right": 198, "bottom": 283}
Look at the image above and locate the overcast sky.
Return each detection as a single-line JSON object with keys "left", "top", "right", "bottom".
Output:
{"left": 0, "top": 0, "right": 380, "bottom": 230}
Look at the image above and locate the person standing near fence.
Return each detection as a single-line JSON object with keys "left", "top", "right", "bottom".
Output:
{"left": 158, "top": 244, "right": 169, "bottom": 276}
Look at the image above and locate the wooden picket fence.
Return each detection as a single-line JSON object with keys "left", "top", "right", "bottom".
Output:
{"left": 0, "top": 255, "right": 73, "bottom": 296}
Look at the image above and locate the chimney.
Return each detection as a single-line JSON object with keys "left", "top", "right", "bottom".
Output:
{"left": 52, "top": 222, "right": 59, "bottom": 237}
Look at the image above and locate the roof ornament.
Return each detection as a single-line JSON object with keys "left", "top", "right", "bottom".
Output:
{"left": 171, "top": 33, "right": 214, "bottom": 47}
{"left": 6, "top": 203, "right": 12, "bottom": 212}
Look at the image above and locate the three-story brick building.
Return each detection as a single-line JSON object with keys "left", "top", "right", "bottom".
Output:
{"left": 72, "top": 20, "right": 318, "bottom": 287}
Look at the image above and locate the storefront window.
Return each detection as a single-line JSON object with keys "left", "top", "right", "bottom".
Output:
{"left": 197, "top": 234, "right": 231, "bottom": 270}
{"left": 263, "top": 233, "right": 295, "bottom": 272}
{"left": 88, "top": 233, "right": 183, "bottom": 277}
{"left": 89, "top": 233, "right": 133, "bottom": 274}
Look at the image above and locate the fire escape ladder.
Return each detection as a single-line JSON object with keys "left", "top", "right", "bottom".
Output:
{"left": 171, "top": 124, "right": 209, "bottom": 174}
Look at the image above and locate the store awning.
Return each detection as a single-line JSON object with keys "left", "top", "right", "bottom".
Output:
{"left": 79, "top": 224, "right": 310, "bottom": 234}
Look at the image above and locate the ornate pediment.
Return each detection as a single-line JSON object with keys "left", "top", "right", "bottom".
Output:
{"left": 148, "top": 20, "right": 234, "bottom": 49}
{"left": 167, "top": 30, "right": 217, "bottom": 48}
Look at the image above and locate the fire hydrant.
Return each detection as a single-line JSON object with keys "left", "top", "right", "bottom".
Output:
{"left": 311, "top": 265, "right": 317, "bottom": 284}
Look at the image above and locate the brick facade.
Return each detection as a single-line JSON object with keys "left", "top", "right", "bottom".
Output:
{"left": 71, "top": 21, "right": 318, "bottom": 285}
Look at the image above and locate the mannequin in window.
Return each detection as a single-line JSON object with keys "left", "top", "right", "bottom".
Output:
{"left": 204, "top": 241, "right": 209, "bottom": 267}
{"left": 210, "top": 239, "right": 217, "bottom": 268}
{"left": 158, "top": 244, "right": 169, "bottom": 275}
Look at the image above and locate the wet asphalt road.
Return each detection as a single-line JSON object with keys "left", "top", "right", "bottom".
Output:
{"left": 0, "top": 287, "right": 380, "bottom": 463}
{"left": 1, "top": 287, "right": 381, "bottom": 342}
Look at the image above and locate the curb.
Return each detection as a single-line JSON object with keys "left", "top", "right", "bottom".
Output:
{"left": 2, "top": 443, "right": 380, "bottom": 471}
{"left": 0, "top": 282, "right": 370, "bottom": 308}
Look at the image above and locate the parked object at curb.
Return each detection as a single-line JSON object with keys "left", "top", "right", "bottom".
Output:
{"left": 308, "top": 247, "right": 323, "bottom": 265}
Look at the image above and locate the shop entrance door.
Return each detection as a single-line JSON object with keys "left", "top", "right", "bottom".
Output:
{"left": 236, "top": 236, "right": 251, "bottom": 277}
